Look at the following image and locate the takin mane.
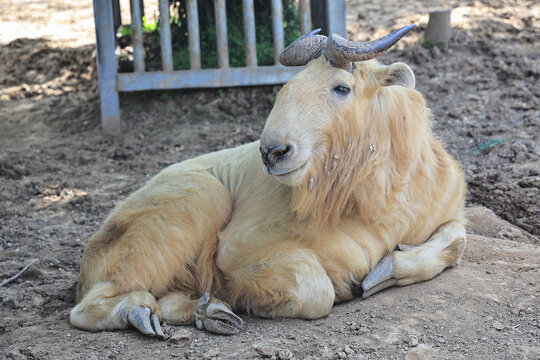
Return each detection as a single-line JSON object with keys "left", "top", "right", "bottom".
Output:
{"left": 71, "top": 25, "right": 466, "bottom": 337}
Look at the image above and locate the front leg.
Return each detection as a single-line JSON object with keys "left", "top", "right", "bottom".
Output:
{"left": 362, "top": 221, "right": 466, "bottom": 298}
{"left": 225, "top": 245, "right": 335, "bottom": 320}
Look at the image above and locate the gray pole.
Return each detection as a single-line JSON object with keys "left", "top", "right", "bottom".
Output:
{"left": 93, "top": 0, "right": 121, "bottom": 135}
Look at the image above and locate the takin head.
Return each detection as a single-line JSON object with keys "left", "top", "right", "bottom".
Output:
{"left": 260, "top": 25, "right": 431, "bottom": 224}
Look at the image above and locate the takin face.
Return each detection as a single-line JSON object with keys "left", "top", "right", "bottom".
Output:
{"left": 260, "top": 57, "right": 417, "bottom": 188}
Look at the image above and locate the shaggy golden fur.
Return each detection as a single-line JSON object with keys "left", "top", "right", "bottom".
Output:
{"left": 71, "top": 58, "right": 466, "bottom": 333}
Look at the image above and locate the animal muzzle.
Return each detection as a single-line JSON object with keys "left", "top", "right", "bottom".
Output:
{"left": 260, "top": 144, "right": 293, "bottom": 168}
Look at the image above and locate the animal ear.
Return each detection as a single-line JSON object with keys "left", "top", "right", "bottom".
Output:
{"left": 384, "top": 62, "right": 415, "bottom": 88}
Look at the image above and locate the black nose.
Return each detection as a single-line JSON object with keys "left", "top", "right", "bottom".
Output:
{"left": 260, "top": 144, "right": 292, "bottom": 167}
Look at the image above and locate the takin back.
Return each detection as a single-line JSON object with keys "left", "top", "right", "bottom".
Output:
{"left": 71, "top": 25, "right": 466, "bottom": 337}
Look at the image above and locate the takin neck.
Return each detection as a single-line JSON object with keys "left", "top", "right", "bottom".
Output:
{"left": 290, "top": 87, "right": 433, "bottom": 228}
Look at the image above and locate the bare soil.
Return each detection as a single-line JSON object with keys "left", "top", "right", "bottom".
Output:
{"left": 0, "top": 0, "right": 538, "bottom": 359}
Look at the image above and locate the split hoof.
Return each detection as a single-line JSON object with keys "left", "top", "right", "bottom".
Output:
{"left": 362, "top": 255, "right": 397, "bottom": 299}
{"left": 127, "top": 306, "right": 166, "bottom": 339}
{"left": 194, "top": 293, "right": 243, "bottom": 335}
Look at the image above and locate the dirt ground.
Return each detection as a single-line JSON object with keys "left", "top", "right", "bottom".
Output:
{"left": 0, "top": 0, "right": 539, "bottom": 359}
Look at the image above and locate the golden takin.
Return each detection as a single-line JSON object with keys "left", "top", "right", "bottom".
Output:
{"left": 71, "top": 25, "right": 466, "bottom": 337}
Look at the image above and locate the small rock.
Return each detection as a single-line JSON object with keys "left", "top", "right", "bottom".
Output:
{"left": 337, "top": 351, "right": 347, "bottom": 359}
{"left": 169, "top": 329, "right": 191, "bottom": 345}
{"left": 23, "top": 70, "right": 38, "bottom": 83}
{"left": 492, "top": 321, "right": 504, "bottom": 331}
{"left": 317, "top": 346, "right": 332, "bottom": 359}
{"left": 277, "top": 349, "right": 293, "bottom": 360}
{"left": 344, "top": 345, "right": 354, "bottom": 355}
{"left": 254, "top": 344, "right": 277, "bottom": 358}
{"left": 203, "top": 348, "right": 219, "bottom": 359}
{"left": 409, "top": 335, "right": 419, "bottom": 347}
{"left": 518, "top": 176, "right": 540, "bottom": 188}
{"left": 430, "top": 46, "right": 442, "bottom": 59}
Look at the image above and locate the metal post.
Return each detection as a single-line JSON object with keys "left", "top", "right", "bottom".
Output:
{"left": 93, "top": 0, "right": 121, "bottom": 135}
{"left": 186, "top": 0, "right": 201, "bottom": 69}
{"left": 271, "top": 0, "right": 284, "bottom": 65}
{"left": 242, "top": 0, "right": 257, "bottom": 67}
{"left": 214, "top": 0, "right": 229, "bottom": 68}
{"left": 299, "top": 0, "right": 311, "bottom": 35}
{"left": 158, "top": 0, "right": 173, "bottom": 71}
{"left": 326, "top": 0, "right": 347, "bottom": 38}
{"left": 130, "top": 0, "right": 145, "bottom": 71}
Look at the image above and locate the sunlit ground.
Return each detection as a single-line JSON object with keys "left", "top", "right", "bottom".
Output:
{"left": 0, "top": 0, "right": 94, "bottom": 46}
{"left": 0, "top": 0, "right": 158, "bottom": 46}
{"left": 1, "top": 0, "right": 538, "bottom": 47}
{"left": 346, "top": 0, "right": 540, "bottom": 42}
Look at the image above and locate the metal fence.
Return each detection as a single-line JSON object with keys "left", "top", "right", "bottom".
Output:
{"left": 93, "top": 0, "right": 346, "bottom": 134}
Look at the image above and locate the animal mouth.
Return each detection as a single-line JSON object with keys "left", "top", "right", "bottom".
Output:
{"left": 265, "top": 158, "right": 309, "bottom": 177}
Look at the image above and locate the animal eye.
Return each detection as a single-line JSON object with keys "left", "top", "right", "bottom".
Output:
{"left": 333, "top": 85, "right": 350, "bottom": 96}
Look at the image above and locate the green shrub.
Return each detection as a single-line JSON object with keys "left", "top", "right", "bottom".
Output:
{"left": 164, "top": 0, "right": 302, "bottom": 69}
{"left": 118, "top": 16, "right": 159, "bottom": 36}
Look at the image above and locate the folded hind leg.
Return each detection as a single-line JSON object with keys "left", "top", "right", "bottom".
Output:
{"left": 158, "top": 292, "right": 243, "bottom": 335}
{"left": 72, "top": 170, "right": 234, "bottom": 337}
{"left": 225, "top": 246, "right": 335, "bottom": 320}
{"left": 362, "top": 221, "right": 466, "bottom": 298}
{"left": 70, "top": 281, "right": 166, "bottom": 338}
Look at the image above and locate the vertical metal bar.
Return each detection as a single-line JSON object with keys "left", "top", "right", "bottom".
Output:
{"left": 299, "top": 0, "right": 311, "bottom": 35}
{"left": 326, "top": 0, "right": 347, "bottom": 38}
{"left": 186, "top": 0, "right": 201, "bottom": 69}
{"left": 93, "top": 0, "right": 121, "bottom": 135}
{"left": 271, "top": 0, "right": 284, "bottom": 65}
{"left": 130, "top": 0, "right": 145, "bottom": 72}
{"left": 158, "top": 0, "right": 173, "bottom": 71}
{"left": 214, "top": 0, "right": 229, "bottom": 68}
{"left": 242, "top": 0, "right": 257, "bottom": 67}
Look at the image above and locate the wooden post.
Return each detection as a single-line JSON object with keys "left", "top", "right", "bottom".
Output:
{"left": 424, "top": 9, "right": 452, "bottom": 49}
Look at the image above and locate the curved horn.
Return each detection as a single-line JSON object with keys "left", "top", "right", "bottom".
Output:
{"left": 279, "top": 29, "right": 328, "bottom": 66}
{"left": 325, "top": 24, "right": 416, "bottom": 69}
